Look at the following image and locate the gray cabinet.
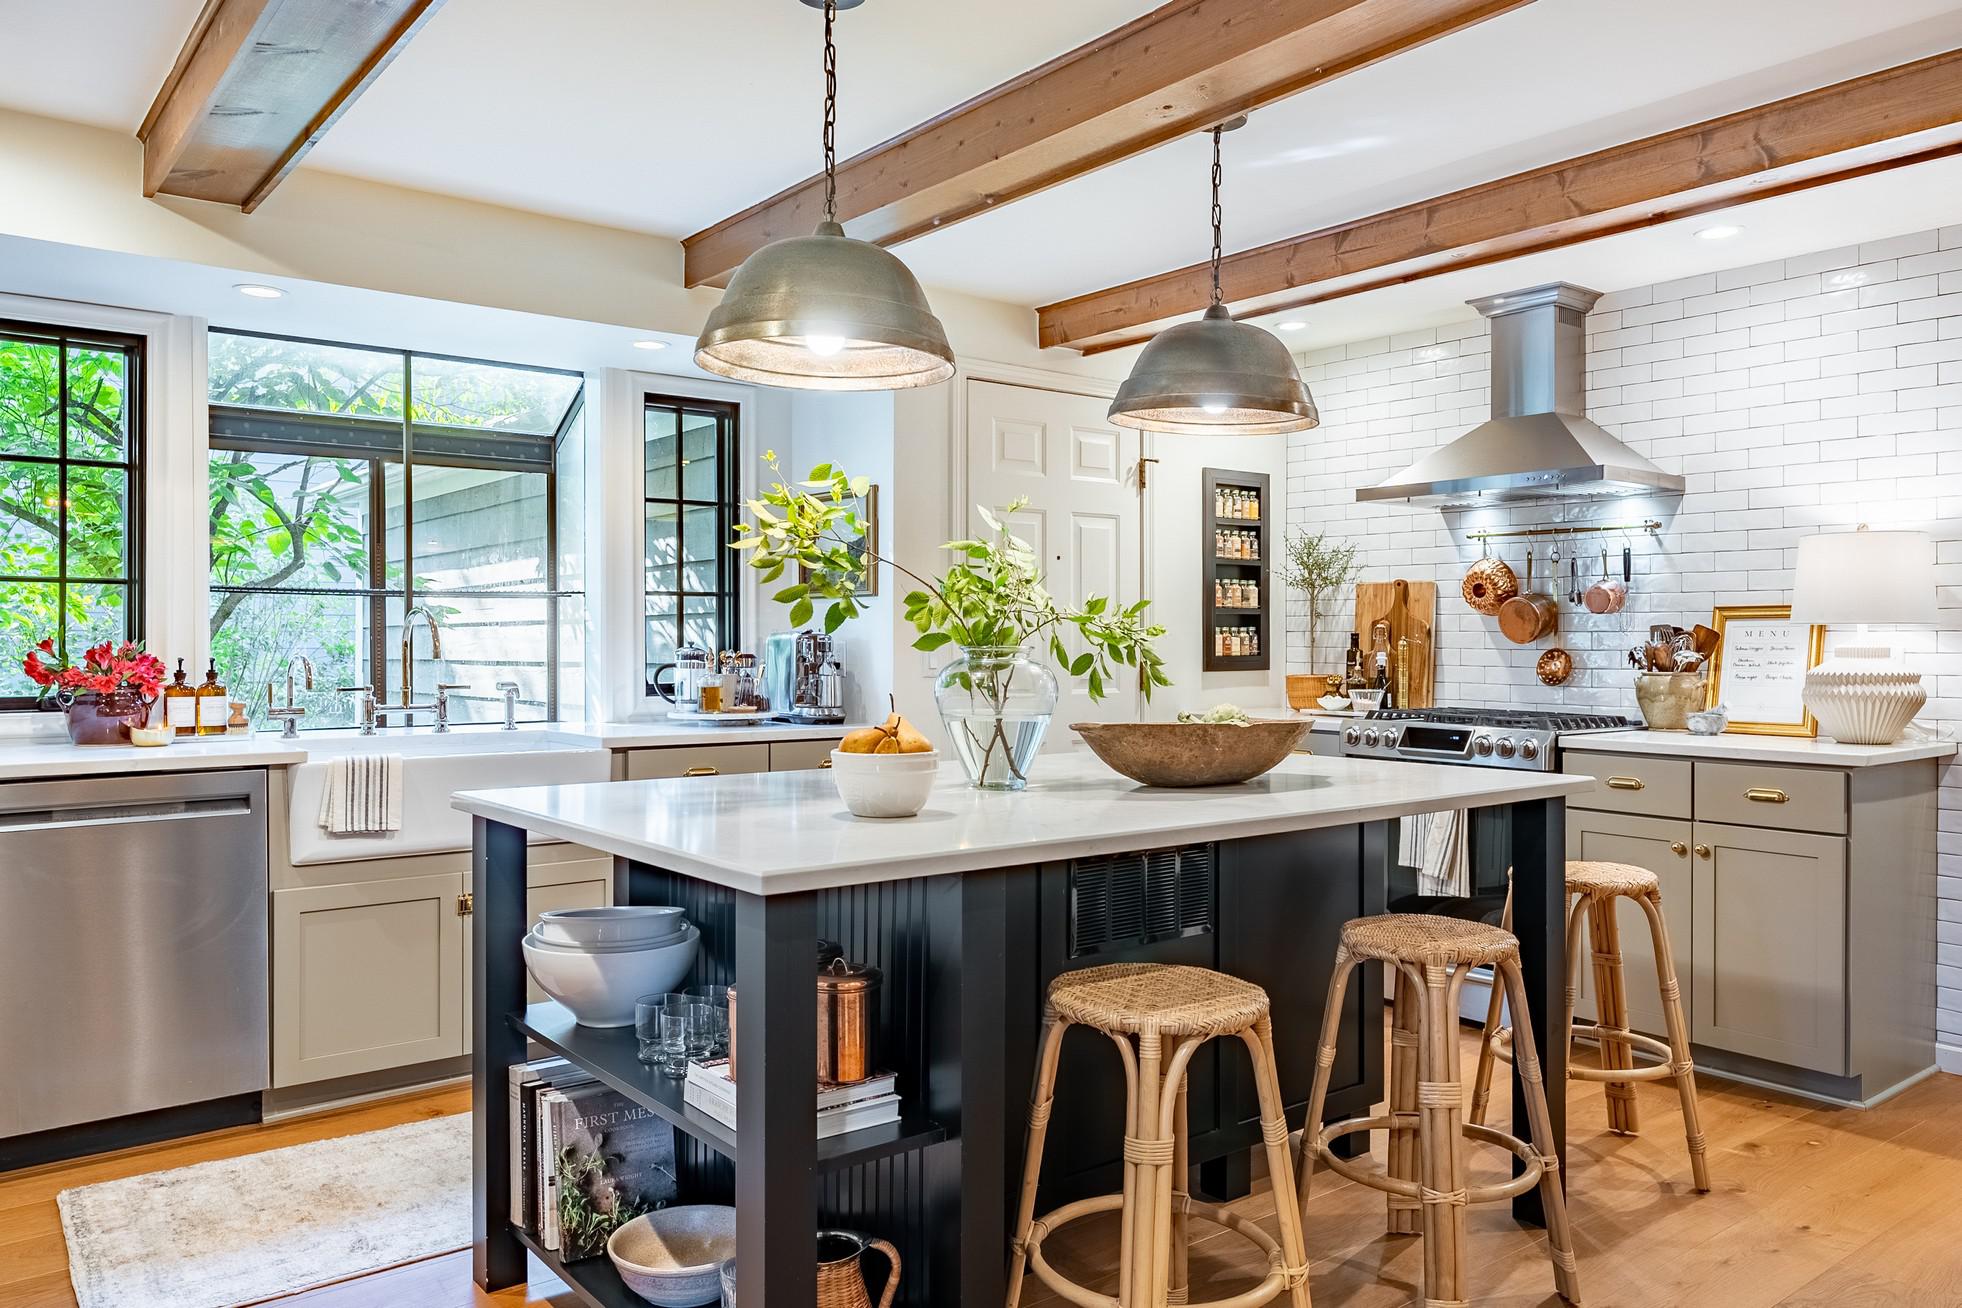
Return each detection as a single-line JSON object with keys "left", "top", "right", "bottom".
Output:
{"left": 1564, "top": 810, "right": 1694, "bottom": 1039}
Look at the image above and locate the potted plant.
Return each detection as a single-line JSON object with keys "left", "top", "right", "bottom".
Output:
{"left": 22, "top": 638, "right": 167, "bottom": 745}
{"left": 1278, "top": 528, "right": 1361, "bottom": 675}
{"left": 731, "top": 457, "right": 1169, "bottom": 790}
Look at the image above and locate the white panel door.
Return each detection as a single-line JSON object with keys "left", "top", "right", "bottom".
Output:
{"left": 965, "top": 380, "right": 1144, "bottom": 729}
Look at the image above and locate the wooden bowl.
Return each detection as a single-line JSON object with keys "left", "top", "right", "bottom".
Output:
{"left": 1072, "top": 719, "right": 1310, "bottom": 787}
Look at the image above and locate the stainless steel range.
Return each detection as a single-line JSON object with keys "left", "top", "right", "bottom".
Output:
{"left": 1338, "top": 706, "right": 1640, "bottom": 771}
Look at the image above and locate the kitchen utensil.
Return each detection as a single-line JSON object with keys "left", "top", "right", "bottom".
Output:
{"left": 818, "top": 957, "right": 882, "bottom": 1085}
{"left": 1570, "top": 550, "right": 1580, "bottom": 604}
{"left": 1536, "top": 648, "right": 1574, "bottom": 686}
{"left": 1497, "top": 547, "right": 1558, "bottom": 644}
{"left": 1354, "top": 579, "right": 1436, "bottom": 708}
{"left": 1462, "top": 546, "right": 1519, "bottom": 615}
{"left": 1584, "top": 547, "right": 1629, "bottom": 614}
{"left": 1692, "top": 624, "right": 1721, "bottom": 658}
{"left": 607, "top": 1206, "right": 739, "bottom": 1307}
{"left": 815, "top": 1229, "right": 901, "bottom": 1308}
{"left": 1071, "top": 719, "right": 1310, "bottom": 787}
{"left": 1646, "top": 642, "right": 1678, "bottom": 671}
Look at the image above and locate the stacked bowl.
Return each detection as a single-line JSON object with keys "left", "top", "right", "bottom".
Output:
{"left": 521, "top": 906, "right": 700, "bottom": 1027}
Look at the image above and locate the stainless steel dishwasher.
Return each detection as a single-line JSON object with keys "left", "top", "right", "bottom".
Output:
{"left": 0, "top": 769, "right": 269, "bottom": 1139}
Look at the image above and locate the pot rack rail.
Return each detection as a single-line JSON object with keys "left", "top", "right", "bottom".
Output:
{"left": 1464, "top": 520, "right": 1662, "bottom": 543}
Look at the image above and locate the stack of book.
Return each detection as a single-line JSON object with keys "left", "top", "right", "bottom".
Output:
{"left": 508, "top": 1057, "right": 677, "bottom": 1258}
{"left": 681, "top": 1059, "right": 900, "bottom": 1139}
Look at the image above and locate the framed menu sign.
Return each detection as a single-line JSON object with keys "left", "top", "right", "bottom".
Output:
{"left": 1707, "top": 604, "right": 1825, "bottom": 737}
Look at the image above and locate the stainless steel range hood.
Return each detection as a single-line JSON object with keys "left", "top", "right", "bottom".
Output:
{"left": 1358, "top": 282, "right": 1685, "bottom": 506}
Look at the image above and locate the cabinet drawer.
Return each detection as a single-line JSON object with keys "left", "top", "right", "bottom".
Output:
{"left": 1693, "top": 762, "right": 1846, "bottom": 835}
{"left": 623, "top": 743, "right": 771, "bottom": 780}
{"left": 769, "top": 737, "right": 843, "bottom": 771}
{"left": 1562, "top": 751, "right": 1692, "bottom": 818}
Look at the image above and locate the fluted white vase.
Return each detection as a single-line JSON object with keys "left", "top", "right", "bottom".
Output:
{"left": 1801, "top": 645, "right": 1926, "bottom": 745}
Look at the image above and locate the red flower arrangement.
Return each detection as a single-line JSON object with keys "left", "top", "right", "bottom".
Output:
{"left": 22, "top": 638, "right": 167, "bottom": 705}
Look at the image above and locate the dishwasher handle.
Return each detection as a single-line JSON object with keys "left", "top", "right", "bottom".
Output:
{"left": 0, "top": 794, "right": 254, "bottom": 834}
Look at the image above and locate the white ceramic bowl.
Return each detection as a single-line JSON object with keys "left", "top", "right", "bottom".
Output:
{"left": 525, "top": 924, "right": 690, "bottom": 955}
{"left": 606, "top": 1205, "right": 737, "bottom": 1307}
{"left": 828, "top": 748, "right": 938, "bottom": 819}
{"left": 535, "top": 905, "right": 685, "bottom": 948}
{"left": 1316, "top": 694, "right": 1351, "bottom": 711}
{"left": 521, "top": 924, "right": 699, "bottom": 1027}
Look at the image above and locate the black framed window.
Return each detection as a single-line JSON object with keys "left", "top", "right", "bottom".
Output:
{"left": 644, "top": 394, "right": 739, "bottom": 693}
{"left": 206, "top": 330, "right": 583, "bottom": 728}
{"left": 0, "top": 322, "right": 143, "bottom": 708}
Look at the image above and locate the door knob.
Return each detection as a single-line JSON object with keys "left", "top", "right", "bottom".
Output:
{"left": 1670, "top": 841, "right": 1688, "bottom": 857}
{"left": 1694, "top": 844, "right": 1712, "bottom": 860}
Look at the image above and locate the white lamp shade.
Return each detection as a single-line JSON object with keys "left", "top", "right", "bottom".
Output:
{"left": 1790, "top": 529, "right": 1936, "bottom": 626}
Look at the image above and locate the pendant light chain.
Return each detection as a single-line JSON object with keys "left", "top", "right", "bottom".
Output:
{"left": 1209, "top": 125, "right": 1225, "bottom": 308}
{"left": 822, "top": 0, "right": 839, "bottom": 223}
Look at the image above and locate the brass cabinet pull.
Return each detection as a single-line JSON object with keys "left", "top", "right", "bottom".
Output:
{"left": 819, "top": 759, "right": 833, "bottom": 768}
{"left": 682, "top": 766, "right": 720, "bottom": 777}
{"left": 1605, "top": 776, "right": 1646, "bottom": 791}
{"left": 1694, "top": 844, "right": 1712, "bottom": 860}
{"left": 1745, "top": 787, "right": 1789, "bottom": 804}
{"left": 456, "top": 892, "right": 474, "bottom": 916}
{"left": 1670, "top": 841, "right": 1689, "bottom": 857}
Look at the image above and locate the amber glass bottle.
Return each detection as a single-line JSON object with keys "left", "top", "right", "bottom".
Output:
{"left": 195, "top": 659, "right": 228, "bottom": 736}
{"left": 164, "top": 658, "right": 197, "bottom": 737}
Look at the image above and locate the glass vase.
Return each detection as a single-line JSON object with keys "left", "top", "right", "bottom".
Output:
{"left": 933, "top": 645, "right": 1058, "bottom": 791}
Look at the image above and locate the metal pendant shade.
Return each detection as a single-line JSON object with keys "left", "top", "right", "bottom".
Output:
{"left": 694, "top": 221, "right": 954, "bottom": 391}
{"left": 694, "top": 0, "right": 954, "bottom": 392}
{"left": 1109, "top": 121, "right": 1318, "bottom": 435}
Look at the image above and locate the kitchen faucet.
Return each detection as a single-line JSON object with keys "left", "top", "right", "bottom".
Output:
{"left": 377, "top": 605, "right": 469, "bottom": 731}
{"left": 265, "top": 654, "right": 314, "bottom": 738}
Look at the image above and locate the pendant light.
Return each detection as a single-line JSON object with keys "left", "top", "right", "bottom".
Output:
{"left": 694, "top": 0, "right": 955, "bottom": 391}
{"left": 1108, "top": 118, "right": 1318, "bottom": 435}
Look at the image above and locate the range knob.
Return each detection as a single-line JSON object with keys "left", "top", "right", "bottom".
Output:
{"left": 1494, "top": 737, "right": 1517, "bottom": 759}
{"left": 1361, "top": 729, "right": 1381, "bottom": 748}
{"left": 1472, "top": 735, "right": 1495, "bottom": 757}
{"left": 1343, "top": 727, "right": 1362, "bottom": 746}
{"left": 1519, "top": 739, "right": 1541, "bottom": 762}
{"left": 1379, "top": 728, "right": 1400, "bottom": 749}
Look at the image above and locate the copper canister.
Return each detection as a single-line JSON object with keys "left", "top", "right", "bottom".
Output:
{"left": 817, "top": 958, "right": 881, "bottom": 1085}
{"left": 727, "top": 940, "right": 848, "bottom": 1083}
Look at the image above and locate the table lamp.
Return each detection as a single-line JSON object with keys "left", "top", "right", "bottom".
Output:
{"left": 1790, "top": 526, "right": 1936, "bottom": 744}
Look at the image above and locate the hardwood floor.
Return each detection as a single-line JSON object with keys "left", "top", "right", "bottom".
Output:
{"left": 3, "top": 1027, "right": 1959, "bottom": 1307}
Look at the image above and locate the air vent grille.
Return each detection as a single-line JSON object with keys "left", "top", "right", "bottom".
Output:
{"left": 1069, "top": 844, "right": 1215, "bottom": 958}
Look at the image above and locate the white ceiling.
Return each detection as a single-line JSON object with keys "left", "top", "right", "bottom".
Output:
{"left": 0, "top": 0, "right": 205, "bottom": 131}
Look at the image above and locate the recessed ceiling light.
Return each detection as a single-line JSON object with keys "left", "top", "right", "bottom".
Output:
{"left": 632, "top": 339, "right": 668, "bottom": 351}
{"left": 1694, "top": 224, "right": 1743, "bottom": 241}
{"left": 1277, "top": 321, "right": 1308, "bottom": 332}
{"left": 234, "top": 283, "right": 284, "bottom": 299}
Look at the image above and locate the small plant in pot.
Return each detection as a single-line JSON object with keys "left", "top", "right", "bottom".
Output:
{"left": 22, "top": 638, "right": 166, "bottom": 745}
{"left": 731, "top": 457, "right": 1169, "bottom": 790}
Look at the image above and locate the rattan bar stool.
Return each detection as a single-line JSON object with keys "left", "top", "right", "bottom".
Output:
{"left": 1006, "top": 963, "right": 1312, "bottom": 1308}
{"left": 1468, "top": 861, "right": 1710, "bottom": 1192}
{"left": 1300, "top": 915, "right": 1581, "bottom": 1308}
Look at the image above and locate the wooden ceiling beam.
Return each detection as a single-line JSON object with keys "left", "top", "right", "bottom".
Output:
{"left": 138, "top": 0, "right": 446, "bottom": 212}
{"left": 681, "top": 0, "right": 1534, "bottom": 289}
{"left": 1040, "top": 48, "right": 1962, "bottom": 353}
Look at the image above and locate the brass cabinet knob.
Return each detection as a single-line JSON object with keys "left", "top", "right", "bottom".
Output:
{"left": 1670, "top": 841, "right": 1689, "bottom": 857}
{"left": 682, "top": 766, "right": 720, "bottom": 777}
{"left": 1744, "top": 787, "right": 1789, "bottom": 804}
{"left": 1694, "top": 844, "right": 1713, "bottom": 860}
{"left": 819, "top": 758, "right": 833, "bottom": 768}
{"left": 1605, "top": 776, "right": 1645, "bottom": 791}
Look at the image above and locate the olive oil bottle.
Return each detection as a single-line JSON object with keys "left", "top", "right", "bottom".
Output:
{"left": 195, "top": 659, "right": 227, "bottom": 736}
{"left": 164, "top": 658, "right": 197, "bottom": 737}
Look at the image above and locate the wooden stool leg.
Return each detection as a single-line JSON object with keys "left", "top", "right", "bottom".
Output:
{"left": 1636, "top": 888, "right": 1711, "bottom": 1192}
{"left": 1587, "top": 892, "right": 1641, "bottom": 1134}
{"left": 1243, "top": 1016, "right": 1314, "bottom": 1308}
{"left": 1386, "top": 969, "right": 1423, "bottom": 1235}
{"left": 1007, "top": 1010, "right": 1069, "bottom": 1308}
{"left": 1147, "top": 1037, "right": 1205, "bottom": 1308}
{"left": 1498, "top": 958, "right": 1583, "bottom": 1305}
{"left": 1131, "top": 1030, "right": 1167, "bottom": 1308}
{"left": 1298, "top": 948, "right": 1357, "bottom": 1220}
{"left": 1170, "top": 1073, "right": 1189, "bottom": 1305}
{"left": 1415, "top": 961, "right": 1470, "bottom": 1308}
{"left": 1470, "top": 880, "right": 1515, "bottom": 1127}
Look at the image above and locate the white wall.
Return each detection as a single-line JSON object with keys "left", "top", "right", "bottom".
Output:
{"left": 1283, "top": 223, "right": 1962, "bottom": 1067}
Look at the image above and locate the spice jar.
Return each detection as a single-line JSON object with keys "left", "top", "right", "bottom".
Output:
{"left": 817, "top": 957, "right": 881, "bottom": 1085}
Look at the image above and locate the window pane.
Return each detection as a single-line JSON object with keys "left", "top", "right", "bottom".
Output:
{"left": 555, "top": 400, "right": 586, "bottom": 594}
{"left": 66, "top": 347, "right": 131, "bottom": 461}
{"left": 66, "top": 466, "right": 128, "bottom": 579}
{"left": 682, "top": 505, "right": 720, "bottom": 594}
{"left": 208, "top": 450, "right": 373, "bottom": 589}
{"left": 210, "top": 589, "right": 368, "bottom": 729}
{"left": 645, "top": 407, "right": 677, "bottom": 500}
{"left": 404, "top": 594, "right": 550, "bottom": 724}
{"left": 0, "top": 580, "right": 58, "bottom": 693}
{"left": 645, "top": 593, "right": 678, "bottom": 682}
{"left": 68, "top": 582, "right": 128, "bottom": 653}
{"left": 410, "top": 357, "right": 580, "bottom": 435}
{"left": 0, "top": 460, "right": 59, "bottom": 576}
{"left": 646, "top": 502, "right": 677, "bottom": 593}
{"left": 407, "top": 464, "right": 548, "bottom": 592}
{"left": 208, "top": 332, "right": 404, "bottom": 418}
{"left": 683, "top": 598, "right": 721, "bottom": 656}
{"left": 0, "top": 338, "right": 59, "bottom": 456}
{"left": 680, "top": 411, "right": 720, "bottom": 501}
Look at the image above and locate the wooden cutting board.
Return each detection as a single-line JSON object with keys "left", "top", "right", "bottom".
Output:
{"left": 1354, "top": 580, "right": 1437, "bottom": 709}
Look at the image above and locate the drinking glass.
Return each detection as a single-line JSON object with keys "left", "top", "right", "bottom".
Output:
{"left": 690, "top": 984, "right": 732, "bottom": 1056}
{"left": 684, "top": 1001, "right": 719, "bottom": 1062}
{"left": 718, "top": 1256, "right": 736, "bottom": 1306}
{"left": 651, "top": 992, "right": 693, "bottom": 1076}
{"left": 634, "top": 994, "right": 667, "bottom": 1066}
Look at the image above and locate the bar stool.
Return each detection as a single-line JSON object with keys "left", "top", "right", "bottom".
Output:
{"left": 1468, "top": 860, "right": 1710, "bottom": 1192}
{"left": 1300, "top": 915, "right": 1581, "bottom": 1308}
{"left": 1006, "top": 963, "right": 1312, "bottom": 1308}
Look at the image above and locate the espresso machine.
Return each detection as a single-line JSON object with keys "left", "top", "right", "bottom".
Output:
{"left": 764, "top": 629, "right": 846, "bottom": 723}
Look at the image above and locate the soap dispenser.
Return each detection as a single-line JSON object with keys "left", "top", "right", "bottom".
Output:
{"left": 164, "top": 659, "right": 197, "bottom": 737}
{"left": 195, "top": 659, "right": 228, "bottom": 736}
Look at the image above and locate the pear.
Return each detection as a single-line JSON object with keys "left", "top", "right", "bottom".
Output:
{"left": 873, "top": 734, "right": 902, "bottom": 754}
{"left": 895, "top": 718, "right": 934, "bottom": 754}
{"left": 839, "top": 725, "right": 892, "bottom": 754}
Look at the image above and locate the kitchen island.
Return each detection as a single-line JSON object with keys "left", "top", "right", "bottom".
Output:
{"left": 458, "top": 754, "right": 1593, "bottom": 1307}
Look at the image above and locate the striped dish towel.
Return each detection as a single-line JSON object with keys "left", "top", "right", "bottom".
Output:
{"left": 317, "top": 754, "right": 403, "bottom": 835}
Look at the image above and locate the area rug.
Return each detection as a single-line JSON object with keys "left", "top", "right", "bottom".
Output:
{"left": 58, "top": 1113, "right": 470, "bottom": 1308}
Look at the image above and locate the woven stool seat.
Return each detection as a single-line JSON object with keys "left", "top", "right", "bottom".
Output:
{"left": 1048, "top": 962, "right": 1270, "bottom": 1037}
{"left": 1339, "top": 913, "right": 1518, "bottom": 967}
{"left": 1565, "top": 860, "right": 1659, "bottom": 896}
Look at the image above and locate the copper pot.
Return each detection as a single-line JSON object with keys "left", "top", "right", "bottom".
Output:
{"left": 1583, "top": 547, "right": 1630, "bottom": 614}
{"left": 1496, "top": 548, "right": 1558, "bottom": 644}
{"left": 1462, "top": 553, "right": 1518, "bottom": 615}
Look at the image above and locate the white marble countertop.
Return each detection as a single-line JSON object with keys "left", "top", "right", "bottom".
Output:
{"left": 549, "top": 719, "right": 859, "bottom": 749}
{"left": 453, "top": 753, "right": 1593, "bottom": 896}
{"left": 1568, "top": 730, "right": 1957, "bottom": 768}
{"left": 0, "top": 733, "right": 309, "bottom": 779}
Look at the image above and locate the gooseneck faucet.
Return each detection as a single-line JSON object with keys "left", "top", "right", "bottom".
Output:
{"left": 390, "top": 605, "right": 470, "bottom": 732}
{"left": 265, "top": 654, "right": 314, "bottom": 738}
